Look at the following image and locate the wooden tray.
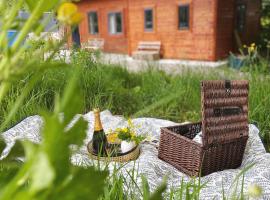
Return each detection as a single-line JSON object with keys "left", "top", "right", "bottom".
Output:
{"left": 87, "top": 141, "right": 140, "bottom": 163}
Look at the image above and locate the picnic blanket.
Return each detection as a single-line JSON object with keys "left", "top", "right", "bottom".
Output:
{"left": 1, "top": 110, "right": 270, "bottom": 199}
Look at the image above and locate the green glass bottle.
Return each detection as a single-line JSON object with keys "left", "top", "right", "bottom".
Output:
{"left": 92, "top": 108, "right": 108, "bottom": 156}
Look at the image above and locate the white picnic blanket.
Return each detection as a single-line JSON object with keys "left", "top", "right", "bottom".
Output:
{"left": 1, "top": 110, "right": 270, "bottom": 199}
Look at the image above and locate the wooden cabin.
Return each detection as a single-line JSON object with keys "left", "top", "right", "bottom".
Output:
{"left": 74, "top": 0, "right": 261, "bottom": 61}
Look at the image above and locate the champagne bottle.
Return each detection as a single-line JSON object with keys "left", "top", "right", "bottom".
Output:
{"left": 92, "top": 108, "right": 108, "bottom": 156}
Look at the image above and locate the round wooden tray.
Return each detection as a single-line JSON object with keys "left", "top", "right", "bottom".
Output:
{"left": 87, "top": 141, "right": 140, "bottom": 163}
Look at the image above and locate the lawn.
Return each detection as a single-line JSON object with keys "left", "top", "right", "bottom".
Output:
{"left": 1, "top": 56, "right": 270, "bottom": 151}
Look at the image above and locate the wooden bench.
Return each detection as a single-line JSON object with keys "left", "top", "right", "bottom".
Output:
{"left": 132, "top": 41, "right": 161, "bottom": 61}
{"left": 82, "top": 38, "right": 104, "bottom": 51}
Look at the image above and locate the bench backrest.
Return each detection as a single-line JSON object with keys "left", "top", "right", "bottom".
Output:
{"left": 81, "top": 38, "right": 104, "bottom": 49}
{"left": 88, "top": 38, "right": 104, "bottom": 47}
{"left": 137, "top": 41, "right": 161, "bottom": 52}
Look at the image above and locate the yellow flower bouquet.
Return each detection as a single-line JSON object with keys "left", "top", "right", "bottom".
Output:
{"left": 105, "top": 119, "right": 146, "bottom": 153}
{"left": 107, "top": 119, "right": 145, "bottom": 145}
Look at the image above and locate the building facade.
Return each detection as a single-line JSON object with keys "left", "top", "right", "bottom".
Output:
{"left": 75, "top": 0, "right": 261, "bottom": 61}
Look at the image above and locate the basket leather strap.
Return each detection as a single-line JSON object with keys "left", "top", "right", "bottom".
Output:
{"left": 213, "top": 106, "right": 243, "bottom": 117}
{"left": 225, "top": 80, "right": 231, "bottom": 94}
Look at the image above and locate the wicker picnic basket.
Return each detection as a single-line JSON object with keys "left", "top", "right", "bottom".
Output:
{"left": 158, "top": 80, "right": 249, "bottom": 176}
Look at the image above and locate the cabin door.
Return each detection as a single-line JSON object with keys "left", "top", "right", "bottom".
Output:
{"left": 72, "top": 26, "right": 81, "bottom": 48}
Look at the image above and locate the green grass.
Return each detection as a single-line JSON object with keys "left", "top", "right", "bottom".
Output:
{"left": 0, "top": 57, "right": 268, "bottom": 199}
{"left": 0, "top": 63, "right": 270, "bottom": 151}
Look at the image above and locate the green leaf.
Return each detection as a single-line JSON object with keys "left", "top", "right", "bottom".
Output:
{"left": 22, "top": 141, "right": 38, "bottom": 162}
{"left": 30, "top": 151, "right": 55, "bottom": 193}
{"left": 40, "top": 69, "right": 86, "bottom": 183}
{"left": 25, "top": 0, "right": 36, "bottom": 11}
{"left": 0, "top": 142, "right": 37, "bottom": 200}
{"left": 141, "top": 175, "right": 150, "bottom": 200}
{"left": 149, "top": 179, "right": 167, "bottom": 200}
{"left": 66, "top": 116, "right": 88, "bottom": 147}
{"left": 53, "top": 167, "right": 108, "bottom": 200}
{"left": 41, "top": 113, "right": 69, "bottom": 182}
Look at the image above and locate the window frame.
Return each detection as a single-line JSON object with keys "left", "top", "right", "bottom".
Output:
{"left": 88, "top": 11, "right": 99, "bottom": 35}
{"left": 236, "top": 3, "right": 247, "bottom": 33}
{"left": 108, "top": 11, "right": 123, "bottom": 35}
{"left": 178, "top": 4, "right": 190, "bottom": 30}
{"left": 144, "top": 8, "right": 154, "bottom": 32}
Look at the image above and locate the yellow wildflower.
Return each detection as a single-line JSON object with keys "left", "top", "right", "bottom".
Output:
{"left": 123, "top": 127, "right": 128, "bottom": 133}
{"left": 251, "top": 43, "right": 256, "bottom": 47}
{"left": 243, "top": 44, "right": 247, "bottom": 48}
{"left": 248, "top": 184, "right": 262, "bottom": 198}
{"left": 107, "top": 132, "right": 119, "bottom": 143}
{"left": 57, "top": 2, "right": 83, "bottom": 25}
{"left": 249, "top": 46, "right": 255, "bottom": 52}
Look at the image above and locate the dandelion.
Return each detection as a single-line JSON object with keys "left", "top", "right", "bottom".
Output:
{"left": 57, "top": 2, "right": 83, "bottom": 25}
{"left": 249, "top": 46, "right": 255, "bottom": 52}
{"left": 248, "top": 184, "right": 262, "bottom": 198}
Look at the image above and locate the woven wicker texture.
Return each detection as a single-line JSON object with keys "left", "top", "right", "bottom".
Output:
{"left": 201, "top": 80, "right": 249, "bottom": 146}
{"left": 87, "top": 142, "right": 140, "bottom": 163}
{"left": 158, "top": 80, "right": 249, "bottom": 176}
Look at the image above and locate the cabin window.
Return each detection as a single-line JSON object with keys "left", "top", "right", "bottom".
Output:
{"left": 108, "top": 12, "right": 122, "bottom": 34}
{"left": 236, "top": 4, "right": 246, "bottom": 32}
{"left": 178, "top": 5, "right": 189, "bottom": 29}
{"left": 88, "top": 11, "right": 99, "bottom": 34}
{"left": 144, "top": 9, "right": 153, "bottom": 31}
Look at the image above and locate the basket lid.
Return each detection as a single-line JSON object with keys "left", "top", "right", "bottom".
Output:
{"left": 201, "top": 80, "right": 249, "bottom": 147}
